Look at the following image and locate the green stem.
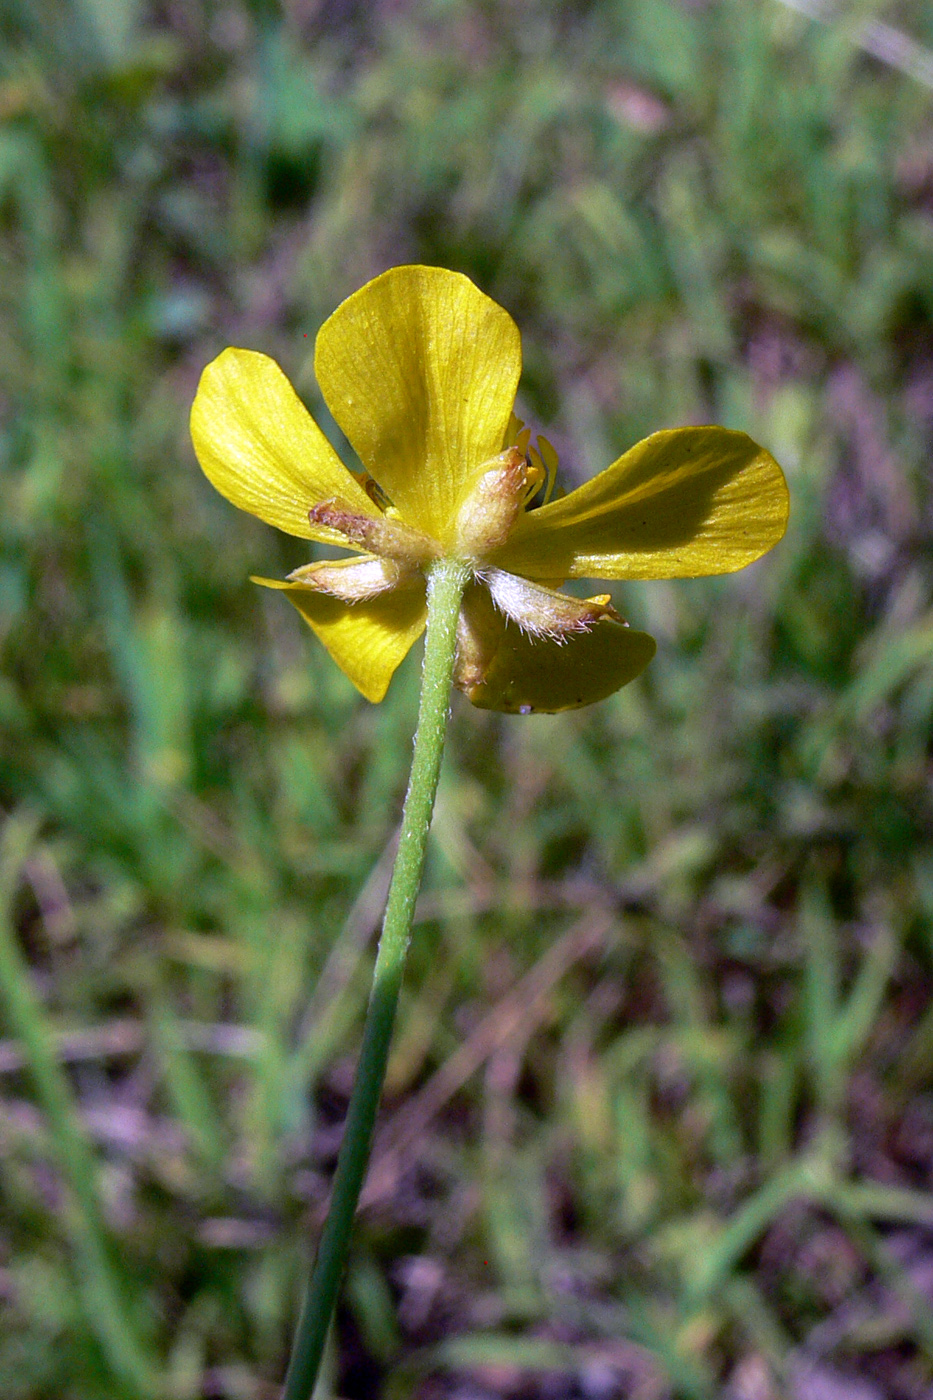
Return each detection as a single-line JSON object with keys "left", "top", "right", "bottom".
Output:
{"left": 283, "top": 556, "right": 470, "bottom": 1400}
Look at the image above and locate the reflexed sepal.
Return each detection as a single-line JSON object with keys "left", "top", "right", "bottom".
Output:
{"left": 456, "top": 448, "right": 541, "bottom": 554}
{"left": 483, "top": 567, "right": 624, "bottom": 639}
{"left": 286, "top": 554, "right": 412, "bottom": 600}
{"left": 454, "top": 581, "right": 656, "bottom": 713}
{"left": 308, "top": 501, "right": 439, "bottom": 566}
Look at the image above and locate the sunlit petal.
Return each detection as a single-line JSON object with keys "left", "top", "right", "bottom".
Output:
{"left": 191, "top": 348, "right": 380, "bottom": 547}
{"left": 253, "top": 576, "right": 427, "bottom": 702}
{"left": 314, "top": 266, "right": 522, "bottom": 543}
{"left": 492, "top": 427, "right": 789, "bottom": 581}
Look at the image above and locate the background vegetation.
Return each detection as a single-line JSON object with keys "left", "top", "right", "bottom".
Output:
{"left": 2, "top": 1, "right": 933, "bottom": 1396}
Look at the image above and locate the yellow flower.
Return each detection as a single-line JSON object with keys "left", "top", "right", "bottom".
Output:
{"left": 190, "top": 266, "right": 788, "bottom": 713}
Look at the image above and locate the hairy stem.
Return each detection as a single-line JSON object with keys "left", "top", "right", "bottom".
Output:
{"left": 282, "top": 555, "right": 470, "bottom": 1400}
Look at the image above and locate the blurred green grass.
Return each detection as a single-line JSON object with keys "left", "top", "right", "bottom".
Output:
{"left": 1, "top": 0, "right": 933, "bottom": 1396}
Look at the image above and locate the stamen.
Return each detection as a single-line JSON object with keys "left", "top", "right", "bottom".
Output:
{"left": 522, "top": 446, "right": 547, "bottom": 506}
{"left": 504, "top": 411, "right": 524, "bottom": 447}
{"left": 537, "top": 436, "right": 560, "bottom": 504}
{"left": 351, "top": 473, "right": 394, "bottom": 512}
{"left": 515, "top": 436, "right": 561, "bottom": 512}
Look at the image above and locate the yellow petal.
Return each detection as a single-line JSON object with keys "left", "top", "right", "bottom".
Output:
{"left": 253, "top": 576, "right": 427, "bottom": 702}
{"left": 492, "top": 427, "right": 789, "bottom": 581}
{"left": 459, "top": 596, "right": 656, "bottom": 713}
{"left": 314, "top": 266, "right": 522, "bottom": 544}
{"left": 191, "top": 348, "right": 380, "bottom": 546}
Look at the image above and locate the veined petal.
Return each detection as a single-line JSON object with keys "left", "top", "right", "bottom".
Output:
{"left": 492, "top": 427, "right": 789, "bottom": 581}
{"left": 191, "top": 348, "right": 380, "bottom": 547}
{"left": 456, "top": 584, "right": 656, "bottom": 713}
{"left": 253, "top": 576, "right": 427, "bottom": 702}
{"left": 314, "top": 266, "right": 522, "bottom": 544}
